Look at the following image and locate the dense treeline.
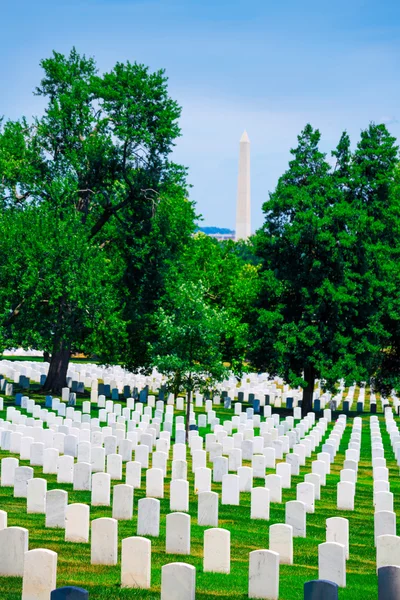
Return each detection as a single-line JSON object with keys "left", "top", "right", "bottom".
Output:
{"left": 1, "top": 48, "right": 400, "bottom": 416}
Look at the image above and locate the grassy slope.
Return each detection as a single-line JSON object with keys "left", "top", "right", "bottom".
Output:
{"left": 0, "top": 394, "right": 397, "bottom": 599}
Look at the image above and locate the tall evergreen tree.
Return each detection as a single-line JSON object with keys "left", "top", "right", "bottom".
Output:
{"left": 349, "top": 125, "right": 400, "bottom": 395}
{"left": 249, "top": 123, "right": 399, "bottom": 413}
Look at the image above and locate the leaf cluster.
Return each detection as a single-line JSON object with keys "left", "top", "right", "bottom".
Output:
{"left": 249, "top": 123, "right": 400, "bottom": 393}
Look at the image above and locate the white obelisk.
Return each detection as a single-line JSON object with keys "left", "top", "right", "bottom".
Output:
{"left": 235, "top": 130, "right": 251, "bottom": 241}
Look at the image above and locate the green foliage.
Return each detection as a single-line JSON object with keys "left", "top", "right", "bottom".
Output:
{"left": 122, "top": 182, "right": 197, "bottom": 373}
{"left": 0, "top": 47, "right": 188, "bottom": 235}
{"left": 0, "top": 206, "right": 125, "bottom": 361}
{"left": 150, "top": 233, "right": 260, "bottom": 394}
{"left": 0, "top": 47, "right": 195, "bottom": 378}
{"left": 151, "top": 281, "right": 230, "bottom": 394}
{"left": 173, "top": 234, "right": 259, "bottom": 371}
{"left": 249, "top": 123, "right": 400, "bottom": 407}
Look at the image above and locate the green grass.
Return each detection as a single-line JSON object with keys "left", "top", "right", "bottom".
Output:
{"left": 0, "top": 395, "right": 397, "bottom": 599}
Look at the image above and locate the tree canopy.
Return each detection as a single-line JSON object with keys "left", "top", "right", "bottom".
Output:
{"left": 249, "top": 123, "right": 400, "bottom": 412}
{"left": 0, "top": 206, "right": 125, "bottom": 387}
{"left": 0, "top": 48, "right": 196, "bottom": 391}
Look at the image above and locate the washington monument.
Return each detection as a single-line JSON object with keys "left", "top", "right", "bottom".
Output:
{"left": 235, "top": 130, "right": 251, "bottom": 241}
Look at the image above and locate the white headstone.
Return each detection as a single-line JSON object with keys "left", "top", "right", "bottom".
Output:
{"left": 248, "top": 549, "right": 279, "bottom": 600}
{"left": 91, "top": 472, "right": 111, "bottom": 507}
{"left": 161, "top": 562, "right": 196, "bottom": 600}
{"left": 73, "top": 461, "right": 92, "bottom": 491}
{"left": 91, "top": 446, "right": 105, "bottom": 473}
{"left": 121, "top": 536, "right": 151, "bottom": 589}
{"left": 374, "top": 511, "right": 396, "bottom": 545}
{"left": 376, "top": 534, "right": 400, "bottom": 570}
{"left": 195, "top": 467, "right": 211, "bottom": 494}
{"left": 57, "top": 455, "right": 74, "bottom": 484}
{"left": 285, "top": 500, "right": 306, "bottom": 538}
{"left": 170, "top": 479, "right": 189, "bottom": 512}
{"left": 43, "top": 448, "right": 59, "bottom": 474}
{"left": 312, "top": 460, "right": 327, "bottom": 486}
{"left": 65, "top": 503, "right": 90, "bottom": 543}
{"left": 204, "top": 528, "right": 230, "bottom": 573}
{"left": 337, "top": 481, "right": 355, "bottom": 511}
{"left": 375, "top": 491, "right": 394, "bottom": 513}
{"left": 251, "top": 487, "right": 270, "bottom": 521}
{"left": 14, "top": 466, "right": 34, "bottom": 498}
{"left": 296, "top": 482, "right": 315, "bottom": 514}
{"left": 146, "top": 467, "right": 164, "bottom": 498}
{"left": 21, "top": 548, "right": 57, "bottom": 600}
{"left": 326, "top": 517, "right": 349, "bottom": 559}
{"left": 276, "top": 462, "right": 291, "bottom": 489}
{"left": 318, "top": 541, "right": 346, "bottom": 587}
{"left": 105, "top": 453, "right": 122, "bottom": 480}
{"left": 197, "top": 491, "right": 218, "bottom": 527}
{"left": 304, "top": 473, "right": 321, "bottom": 500}
{"left": 27, "top": 478, "right": 47, "bottom": 514}
{"left": 222, "top": 474, "right": 240, "bottom": 505}
{"left": 0, "top": 510, "right": 7, "bottom": 530}
{"left": 172, "top": 459, "right": 188, "bottom": 481}
{"left": 265, "top": 474, "right": 282, "bottom": 503}
{"left": 137, "top": 498, "right": 160, "bottom": 537}
{"left": 213, "top": 456, "right": 228, "bottom": 483}
{"left": 126, "top": 460, "right": 142, "bottom": 489}
{"left": 166, "top": 512, "right": 191, "bottom": 555}
{"left": 135, "top": 445, "right": 149, "bottom": 468}
{"left": 45, "top": 489, "right": 68, "bottom": 528}
{"left": 0, "top": 526, "right": 28, "bottom": 576}
{"left": 1, "top": 456, "right": 18, "bottom": 487}
{"left": 91, "top": 517, "right": 118, "bottom": 565}
{"left": 112, "top": 484, "right": 134, "bottom": 520}
{"left": 269, "top": 523, "right": 293, "bottom": 565}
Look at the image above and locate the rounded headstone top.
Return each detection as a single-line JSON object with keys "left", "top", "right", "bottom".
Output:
{"left": 304, "top": 579, "right": 339, "bottom": 600}
{"left": 51, "top": 586, "right": 89, "bottom": 600}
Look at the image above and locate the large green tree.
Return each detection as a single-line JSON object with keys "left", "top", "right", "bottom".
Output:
{"left": 0, "top": 206, "right": 125, "bottom": 390}
{"left": 172, "top": 233, "right": 260, "bottom": 371}
{"left": 348, "top": 126, "right": 400, "bottom": 396}
{"left": 0, "top": 48, "right": 195, "bottom": 390}
{"left": 151, "top": 280, "right": 234, "bottom": 441}
{"left": 150, "top": 233, "right": 259, "bottom": 438}
{"left": 249, "top": 123, "right": 399, "bottom": 413}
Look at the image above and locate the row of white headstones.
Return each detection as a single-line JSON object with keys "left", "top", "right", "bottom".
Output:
{"left": 1, "top": 358, "right": 299, "bottom": 408}
{"left": 1, "top": 356, "right": 306, "bottom": 397}
{"left": 0, "top": 396, "right": 376, "bottom": 599}
{"left": 373, "top": 412, "right": 400, "bottom": 572}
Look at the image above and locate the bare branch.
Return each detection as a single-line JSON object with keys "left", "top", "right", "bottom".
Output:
{"left": 7, "top": 299, "right": 25, "bottom": 323}
{"left": 76, "top": 188, "right": 96, "bottom": 195}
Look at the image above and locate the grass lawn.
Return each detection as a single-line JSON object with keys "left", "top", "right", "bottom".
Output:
{"left": 0, "top": 390, "right": 397, "bottom": 599}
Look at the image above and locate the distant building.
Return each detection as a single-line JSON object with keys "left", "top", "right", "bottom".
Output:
{"left": 207, "top": 232, "right": 235, "bottom": 241}
{"left": 198, "top": 227, "right": 235, "bottom": 241}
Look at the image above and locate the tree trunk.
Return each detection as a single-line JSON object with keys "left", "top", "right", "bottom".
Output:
{"left": 185, "top": 389, "right": 192, "bottom": 443}
{"left": 302, "top": 364, "right": 315, "bottom": 416}
{"left": 173, "top": 371, "right": 181, "bottom": 401}
{"left": 43, "top": 351, "right": 51, "bottom": 363}
{"left": 42, "top": 338, "right": 71, "bottom": 394}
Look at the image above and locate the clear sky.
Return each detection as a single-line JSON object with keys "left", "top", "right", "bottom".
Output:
{"left": 1, "top": 0, "right": 399, "bottom": 230}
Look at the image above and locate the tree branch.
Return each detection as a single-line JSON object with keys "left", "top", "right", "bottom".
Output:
{"left": 7, "top": 299, "right": 25, "bottom": 323}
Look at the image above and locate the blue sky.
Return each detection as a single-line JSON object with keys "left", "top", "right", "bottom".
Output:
{"left": 1, "top": 0, "right": 400, "bottom": 230}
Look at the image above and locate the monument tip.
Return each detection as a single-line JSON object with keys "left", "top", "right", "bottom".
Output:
{"left": 240, "top": 130, "right": 250, "bottom": 143}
